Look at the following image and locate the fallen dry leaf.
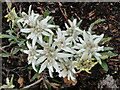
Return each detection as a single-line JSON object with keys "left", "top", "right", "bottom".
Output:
{"left": 63, "top": 76, "right": 77, "bottom": 86}
{"left": 17, "top": 77, "right": 24, "bottom": 88}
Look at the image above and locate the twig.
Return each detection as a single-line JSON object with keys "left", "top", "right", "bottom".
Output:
{"left": 58, "top": 2, "right": 70, "bottom": 26}
{"left": 74, "top": 13, "right": 81, "bottom": 21}
{"left": 37, "top": 7, "right": 44, "bottom": 15}
{"left": 22, "top": 78, "right": 43, "bottom": 89}
{"left": 45, "top": 79, "right": 59, "bottom": 89}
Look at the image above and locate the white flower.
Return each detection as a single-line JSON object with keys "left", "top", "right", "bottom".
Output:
{"left": 0, "top": 75, "right": 15, "bottom": 89}
{"left": 23, "top": 41, "right": 40, "bottom": 72}
{"left": 54, "top": 28, "right": 75, "bottom": 54}
{"left": 63, "top": 19, "right": 83, "bottom": 44}
{"left": 36, "top": 37, "right": 73, "bottom": 78}
{"left": 58, "top": 58, "right": 77, "bottom": 82}
{"left": 73, "top": 30, "right": 104, "bottom": 64}
{"left": 17, "top": 5, "right": 40, "bottom": 27}
{"left": 20, "top": 16, "right": 56, "bottom": 46}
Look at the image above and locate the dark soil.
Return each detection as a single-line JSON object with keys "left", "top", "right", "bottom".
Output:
{"left": 2, "top": 2, "right": 120, "bottom": 90}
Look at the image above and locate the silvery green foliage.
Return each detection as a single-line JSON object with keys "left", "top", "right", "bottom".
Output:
{"left": 16, "top": 5, "right": 106, "bottom": 82}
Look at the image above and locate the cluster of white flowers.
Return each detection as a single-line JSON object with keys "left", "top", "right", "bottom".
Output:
{"left": 17, "top": 5, "right": 105, "bottom": 82}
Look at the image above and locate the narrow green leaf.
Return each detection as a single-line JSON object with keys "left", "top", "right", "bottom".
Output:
{"left": 101, "top": 52, "right": 118, "bottom": 57}
{"left": 101, "top": 61, "right": 108, "bottom": 71}
{"left": 27, "top": 66, "right": 33, "bottom": 70}
{"left": 0, "top": 33, "right": 14, "bottom": 39}
{"left": 30, "top": 73, "right": 39, "bottom": 82}
{"left": 44, "top": 10, "right": 50, "bottom": 18}
{"left": 77, "top": 20, "right": 82, "bottom": 26}
{"left": 0, "top": 53, "right": 11, "bottom": 57}
{"left": 43, "top": 36, "right": 49, "bottom": 42}
{"left": 11, "top": 48, "right": 20, "bottom": 55}
{"left": 48, "top": 17, "right": 54, "bottom": 24}
{"left": 6, "top": 1, "right": 12, "bottom": 10}
{"left": 100, "top": 37, "right": 112, "bottom": 44}
{"left": 104, "top": 47, "right": 113, "bottom": 51}
{"left": 89, "top": 19, "right": 105, "bottom": 31}
{"left": 101, "top": 55, "right": 109, "bottom": 60}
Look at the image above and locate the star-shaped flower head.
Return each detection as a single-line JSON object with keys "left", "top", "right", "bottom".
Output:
{"left": 36, "top": 36, "right": 73, "bottom": 78}
{"left": 73, "top": 30, "right": 104, "bottom": 64}
{"left": 17, "top": 5, "right": 40, "bottom": 27}
{"left": 4, "top": 7, "right": 18, "bottom": 24}
{"left": 54, "top": 28, "right": 75, "bottom": 54}
{"left": 23, "top": 41, "right": 41, "bottom": 72}
{"left": 63, "top": 19, "right": 83, "bottom": 44}
{"left": 58, "top": 58, "right": 77, "bottom": 82}
{"left": 20, "top": 16, "right": 56, "bottom": 46}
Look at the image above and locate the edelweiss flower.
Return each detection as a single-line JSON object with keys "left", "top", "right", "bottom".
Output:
{"left": 36, "top": 37, "right": 73, "bottom": 78}
{"left": 17, "top": 5, "right": 40, "bottom": 27}
{"left": 0, "top": 75, "right": 15, "bottom": 89}
{"left": 21, "top": 16, "right": 56, "bottom": 46}
{"left": 58, "top": 58, "right": 77, "bottom": 82}
{"left": 54, "top": 28, "right": 75, "bottom": 54}
{"left": 4, "top": 7, "right": 18, "bottom": 23}
{"left": 23, "top": 41, "right": 40, "bottom": 72}
{"left": 73, "top": 30, "right": 104, "bottom": 64}
{"left": 63, "top": 19, "right": 83, "bottom": 44}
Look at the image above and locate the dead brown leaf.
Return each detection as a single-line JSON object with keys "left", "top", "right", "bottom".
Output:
{"left": 63, "top": 76, "right": 77, "bottom": 86}
{"left": 17, "top": 77, "right": 24, "bottom": 88}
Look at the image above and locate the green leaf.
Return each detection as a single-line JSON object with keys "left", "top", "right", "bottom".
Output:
{"left": 44, "top": 10, "right": 50, "bottom": 18}
{"left": 0, "top": 53, "right": 11, "bottom": 57}
{"left": 6, "top": 1, "right": 12, "bottom": 10}
{"left": 77, "top": 20, "right": 82, "bottom": 26}
{"left": 18, "top": 40, "right": 26, "bottom": 46}
{"left": 30, "top": 72, "right": 39, "bottom": 82}
{"left": 101, "top": 61, "right": 108, "bottom": 71}
{"left": 27, "top": 66, "right": 33, "bottom": 70}
{"left": 0, "top": 33, "right": 20, "bottom": 43}
{"left": 104, "top": 47, "right": 113, "bottom": 51}
{"left": 101, "top": 55, "right": 109, "bottom": 60}
{"left": 43, "top": 36, "right": 49, "bottom": 42}
{"left": 6, "top": 29, "right": 16, "bottom": 35}
{"left": 89, "top": 19, "right": 105, "bottom": 31}
{"left": 48, "top": 17, "right": 54, "bottom": 24}
{"left": 0, "top": 33, "right": 14, "bottom": 39}
{"left": 100, "top": 37, "right": 112, "bottom": 44}
{"left": 11, "top": 48, "right": 20, "bottom": 55}
{"left": 101, "top": 52, "right": 118, "bottom": 57}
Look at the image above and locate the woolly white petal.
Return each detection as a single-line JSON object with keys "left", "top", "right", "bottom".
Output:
{"left": 57, "top": 53, "right": 73, "bottom": 58}
{"left": 20, "top": 28, "right": 31, "bottom": 33}
{"left": 32, "top": 61, "right": 37, "bottom": 72}
{"left": 23, "top": 50, "right": 29, "bottom": 54}
{"left": 45, "top": 29, "right": 54, "bottom": 35}
{"left": 73, "top": 19, "right": 77, "bottom": 26}
{"left": 47, "top": 25, "right": 56, "bottom": 28}
{"left": 39, "top": 61, "right": 47, "bottom": 73}
{"left": 42, "top": 31, "right": 50, "bottom": 36}
{"left": 62, "top": 47, "right": 75, "bottom": 54}
{"left": 26, "top": 41, "right": 31, "bottom": 49}
{"left": 32, "top": 37, "right": 37, "bottom": 47}
{"left": 65, "top": 23, "right": 69, "bottom": 29}
{"left": 36, "top": 56, "right": 46, "bottom": 65}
